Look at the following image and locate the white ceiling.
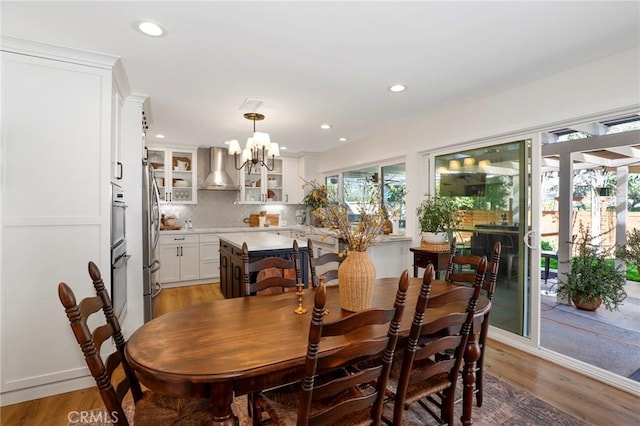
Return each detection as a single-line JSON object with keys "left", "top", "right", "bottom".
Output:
{"left": 2, "top": 1, "right": 639, "bottom": 154}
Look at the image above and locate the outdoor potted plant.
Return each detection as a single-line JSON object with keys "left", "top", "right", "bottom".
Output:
{"left": 558, "top": 223, "right": 627, "bottom": 311}
{"left": 616, "top": 228, "right": 640, "bottom": 277}
{"left": 416, "top": 194, "right": 461, "bottom": 244}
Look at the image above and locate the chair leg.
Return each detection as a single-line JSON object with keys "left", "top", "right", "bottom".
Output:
{"left": 476, "top": 355, "right": 484, "bottom": 407}
{"left": 443, "top": 388, "right": 456, "bottom": 426}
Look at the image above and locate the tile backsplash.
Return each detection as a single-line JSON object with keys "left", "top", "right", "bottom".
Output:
{"left": 160, "top": 190, "right": 307, "bottom": 228}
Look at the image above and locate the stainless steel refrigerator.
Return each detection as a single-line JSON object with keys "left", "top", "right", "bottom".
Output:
{"left": 142, "top": 152, "right": 161, "bottom": 322}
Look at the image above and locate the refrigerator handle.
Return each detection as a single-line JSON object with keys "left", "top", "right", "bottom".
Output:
{"left": 151, "top": 282, "right": 162, "bottom": 298}
{"left": 150, "top": 259, "right": 161, "bottom": 273}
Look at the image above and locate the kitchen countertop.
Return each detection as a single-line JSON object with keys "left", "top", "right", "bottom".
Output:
{"left": 160, "top": 225, "right": 412, "bottom": 244}
{"left": 160, "top": 225, "right": 309, "bottom": 234}
{"left": 219, "top": 232, "right": 308, "bottom": 251}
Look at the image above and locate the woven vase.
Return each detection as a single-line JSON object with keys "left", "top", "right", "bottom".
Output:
{"left": 338, "top": 250, "right": 376, "bottom": 312}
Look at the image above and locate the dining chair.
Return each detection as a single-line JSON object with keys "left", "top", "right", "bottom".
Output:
{"left": 445, "top": 236, "right": 484, "bottom": 284}
{"left": 307, "top": 238, "right": 344, "bottom": 287}
{"left": 58, "top": 261, "right": 213, "bottom": 426}
{"left": 252, "top": 270, "right": 410, "bottom": 425}
{"left": 475, "top": 240, "right": 501, "bottom": 407}
{"left": 244, "top": 240, "right": 302, "bottom": 420}
{"left": 385, "top": 259, "right": 487, "bottom": 425}
{"left": 242, "top": 240, "right": 301, "bottom": 296}
{"left": 445, "top": 238, "right": 501, "bottom": 408}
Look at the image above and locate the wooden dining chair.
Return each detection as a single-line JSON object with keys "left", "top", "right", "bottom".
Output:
{"left": 252, "top": 270, "right": 410, "bottom": 425}
{"left": 58, "top": 261, "right": 213, "bottom": 426}
{"left": 244, "top": 240, "right": 302, "bottom": 420}
{"left": 242, "top": 240, "right": 301, "bottom": 296}
{"left": 445, "top": 238, "right": 501, "bottom": 408}
{"left": 445, "top": 236, "right": 485, "bottom": 285}
{"left": 308, "top": 238, "right": 344, "bottom": 287}
{"left": 475, "top": 240, "right": 501, "bottom": 407}
{"left": 385, "top": 260, "right": 487, "bottom": 425}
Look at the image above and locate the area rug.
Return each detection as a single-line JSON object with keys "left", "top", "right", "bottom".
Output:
{"left": 73, "top": 374, "right": 587, "bottom": 425}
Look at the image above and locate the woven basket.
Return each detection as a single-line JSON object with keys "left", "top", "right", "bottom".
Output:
{"left": 420, "top": 241, "right": 450, "bottom": 252}
{"left": 337, "top": 251, "right": 376, "bottom": 312}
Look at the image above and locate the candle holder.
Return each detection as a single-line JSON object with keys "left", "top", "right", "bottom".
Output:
{"left": 294, "top": 283, "right": 307, "bottom": 315}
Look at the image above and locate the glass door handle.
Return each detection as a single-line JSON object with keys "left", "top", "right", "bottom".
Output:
{"left": 523, "top": 230, "right": 536, "bottom": 249}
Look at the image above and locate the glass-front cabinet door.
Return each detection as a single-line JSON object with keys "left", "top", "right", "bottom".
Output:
{"left": 239, "top": 158, "right": 283, "bottom": 203}
{"left": 433, "top": 140, "right": 533, "bottom": 337}
{"left": 148, "top": 147, "right": 197, "bottom": 204}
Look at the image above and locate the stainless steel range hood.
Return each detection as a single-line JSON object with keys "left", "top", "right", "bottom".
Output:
{"left": 201, "top": 147, "right": 239, "bottom": 191}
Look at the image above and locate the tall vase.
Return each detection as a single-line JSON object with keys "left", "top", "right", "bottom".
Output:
{"left": 338, "top": 250, "right": 376, "bottom": 312}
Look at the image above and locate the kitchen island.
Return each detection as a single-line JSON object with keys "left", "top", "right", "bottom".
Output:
{"left": 219, "top": 232, "right": 309, "bottom": 298}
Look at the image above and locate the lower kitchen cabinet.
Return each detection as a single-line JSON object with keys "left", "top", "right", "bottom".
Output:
{"left": 368, "top": 239, "right": 411, "bottom": 279}
{"left": 158, "top": 234, "right": 200, "bottom": 283}
{"left": 219, "top": 240, "right": 244, "bottom": 298}
{"left": 199, "top": 234, "right": 220, "bottom": 280}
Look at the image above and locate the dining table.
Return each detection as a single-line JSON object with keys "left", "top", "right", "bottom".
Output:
{"left": 125, "top": 276, "right": 489, "bottom": 425}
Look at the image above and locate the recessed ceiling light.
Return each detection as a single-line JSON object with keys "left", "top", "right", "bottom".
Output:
{"left": 155, "top": 134, "right": 165, "bottom": 139}
{"left": 136, "top": 20, "right": 165, "bottom": 37}
{"left": 280, "top": 146, "right": 288, "bottom": 150}
{"left": 223, "top": 141, "right": 230, "bottom": 145}
{"left": 388, "top": 84, "right": 406, "bottom": 93}
{"left": 339, "top": 137, "right": 348, "bottom": 142}
{"left": 320, "top": 124, "right": 332, "bottom": 130}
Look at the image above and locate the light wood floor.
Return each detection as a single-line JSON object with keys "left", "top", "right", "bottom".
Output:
{"left": 2, "top": 283, "right": 638, "bottom": 425}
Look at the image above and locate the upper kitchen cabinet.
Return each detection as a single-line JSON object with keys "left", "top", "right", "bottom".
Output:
{"left": 238, "top": 156, "right": 311, "bottom": 204}
{"left": 282, "top": 157, "right": 301, "bottom": 204}
{"left": 110, "top": 79, "right": 124, "bottom": 182}
{"left": 239, "top": 158, "right": 284, "bottom": 203}
{"left": 1, "top": 36, "right": 129, "bottom": 403}
{"left": 148, "top": 147, "right": 198, "bottom": 204}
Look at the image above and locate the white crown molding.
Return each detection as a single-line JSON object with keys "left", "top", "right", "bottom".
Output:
{"left": 1, "top": 35, "right": 119, "bottom": 70}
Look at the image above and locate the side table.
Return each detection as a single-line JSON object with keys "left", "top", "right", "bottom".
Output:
{"left": 409, "top": 247, "right": 450, "bottom": 279}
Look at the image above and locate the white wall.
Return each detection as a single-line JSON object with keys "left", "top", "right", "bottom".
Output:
{"left": 320, "top": 47, "right": 640, "bottom": 172}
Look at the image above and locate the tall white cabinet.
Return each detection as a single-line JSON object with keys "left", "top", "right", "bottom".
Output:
{"left": 0, "top": 37, "right": 129, "bottom": 404}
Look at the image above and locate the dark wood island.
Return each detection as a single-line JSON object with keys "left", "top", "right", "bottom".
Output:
{"left": 219, "top": 232, "right": 309, "bottom": 298}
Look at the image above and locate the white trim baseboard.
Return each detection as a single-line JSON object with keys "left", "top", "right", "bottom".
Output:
{"left": 0, "top": 376, "right": 95, "bottom": 407}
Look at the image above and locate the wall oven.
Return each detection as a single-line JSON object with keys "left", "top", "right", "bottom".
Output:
{"left": 111, "top": 183, "right": 128, "bottom": 320}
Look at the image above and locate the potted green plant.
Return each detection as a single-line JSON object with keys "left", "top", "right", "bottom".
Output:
{"left": 616, "top": 228, "right": 640, "bottom": 277}
{"left": 558, "top": 223, "right": 627, "bottom": 312}
{"left": 416, "top": 194, "right": 461, "bottom": 243}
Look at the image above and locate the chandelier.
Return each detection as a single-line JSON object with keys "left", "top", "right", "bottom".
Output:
{"left": 227, "top": 113, "right": 280, "bottom": 173}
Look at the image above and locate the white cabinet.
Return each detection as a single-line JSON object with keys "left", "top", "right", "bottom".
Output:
{"left": 267, "top": 229, "right": 293, "bottom": 238}
{"left": 368, "top": 239, "right": 411, "bottom": 279}
{"left": 148, "top": 147, "right": 198, "bottom": 204}
{"left": 199, "top": 234, "right": 220, "bottom": 280}
{"left": 283, "top": 157, "right": 301, "bottom": 204}
{"left": 158, "top": 234, "right": 200, "bottom": 283}
{"left": 238, "top": 157, "right": 305, "bottom": 204}
{"left": 239, "top": 158, "right": 284, "bottom": 203}
{"left": 1, "top": 37, "right": 122, "bottom": 403}
{"left": 111, "top": 84, "right": 124, "bottom": 182}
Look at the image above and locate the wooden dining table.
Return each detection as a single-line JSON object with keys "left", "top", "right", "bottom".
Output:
{"left": 126, "top": 277, "right": 489, "bottom": 425}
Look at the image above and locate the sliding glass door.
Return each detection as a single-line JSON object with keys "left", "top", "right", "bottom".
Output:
{"left": 429, "top": 138, "right": 539, "bottom": 338}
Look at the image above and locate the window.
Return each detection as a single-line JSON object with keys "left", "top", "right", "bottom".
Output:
{"left": 335, "top": 162, "right": 407, "bottom": 226}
